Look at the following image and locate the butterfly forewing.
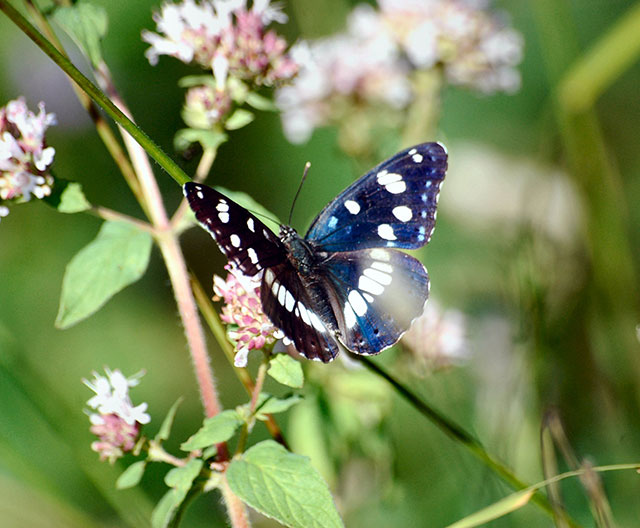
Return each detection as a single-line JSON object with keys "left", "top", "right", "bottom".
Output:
{"left": 306, "top": 142, "right": 447, "bottom": 252}
{"left": 184, "top": 182, "right": 285, "bottom": 277}
{"left": 318, "top": 248, "right": 429, "bottom": 354}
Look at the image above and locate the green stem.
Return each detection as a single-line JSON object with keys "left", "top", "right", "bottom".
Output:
{"left": 401, "top": 69, "right": 443, "bottom": 147}
{"left": 20, "top": 0, "right": 150, "bottom": 217}
{"left": 357, "top": 356, "right": 581, "bottom": 527}
{"left": 0, "top": 1, "right": 190, "bottom": 186}
{"left": 89, "top": 206, "right": 154, "bottom": 234}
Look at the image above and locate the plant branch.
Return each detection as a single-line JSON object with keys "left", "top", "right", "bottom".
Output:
{"left": 0, "top": 1, "right": 190, "bottom": 186}
{"left": 356, "top": 356, "right": 581, "bottom": 526}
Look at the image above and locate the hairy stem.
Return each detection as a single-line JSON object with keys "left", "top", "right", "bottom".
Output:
{"left": 220, "top": 474, "right": 251, "bottom": 528}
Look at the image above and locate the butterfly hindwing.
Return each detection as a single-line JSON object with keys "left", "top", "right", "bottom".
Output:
{"left": 306, "top": 142, "right": 447, "bottom": 252}
{"left": 318, "top": 248, "right": 429, "bottom": 354}
{"left": 184, "top": 182, "right": 285, "bottom": 277}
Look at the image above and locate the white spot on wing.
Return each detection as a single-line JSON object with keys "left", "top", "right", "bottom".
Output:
{"left": 348, "top": 290, "right": 368, "bottom": 316}
{"left": 363, "top": 267, "right": 392, "bottom": 285}
{"left": 371, "top": 261, "right": 393, "bottom": 273}
{"left": 230, "top": 234, "right": 241, "bottom": 248}
{"left": 247, "top": 218, "right": 255, "bottom": 232}
{"left": 328, "top": 216, "right": 338, "bottom": 229}
{"left": 412, "top": 153, "right": 423, "bottom": 163}
{"left": 344, "top": 200, "right": 361, "bottom": 215}
{"left": 408, "top": 148, "right": 417, "bottom": 155}
{"left": 377, "top": 224, "right": 396, "bottom": 241}
{"left": 392, "top": 205, "right": 412, "bottom": 222}
{"left": 358, "top": 275, "right": 385, "bottom": 296}
{"left": 284, "top": 290, "right": 295, "bottom": 312}
{"left": 362, "top": 292, "right": 374, "bottom": 303}
{"left": 247, "top": 247, "right": 259, "bottom": 264}
{"left": 309, "top": 311, "right": 326, "bottom": 333}
{"left": 344, "top": 304, "right": 357, "bottom": 329}
{"left": 216, "top": 201, "right": 229, "bottom": 212}
{"left": 219, "top": 212, "right": 229, "bottom": 223}
{"left": 370, "top": 249, "right": 390, "bottom": 261}
{"left": 197, "top": 191, "right": 204, "bottom": 199}
{"left": 385, "top": 181, "right": 406, "bottom": 194}
{"left": 278, "top": 285, "right": 287, "bottom": 306}
{"left": 298, "top": 302, "right": 311, "bottom": 326}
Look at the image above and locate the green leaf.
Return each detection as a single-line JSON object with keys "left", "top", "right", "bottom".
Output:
{"left": 43, "top": 179, "right": 91, "bottom": 213}
{"left": 254, "top": 393, "right": 302, "bottom": 419}
{"left": 224, "top": 109, "right": 254, "bottom": 130}
{"left": 174, "top": 128, "right": 228, "bottom": 151}
{"left": 245, "top": 92, "right": 277, "bottom": 111}
{"left": 116, "top": 461, "right": 147, "bottom": 489}
{"left": 56, "top": 221, "right": 153, "bottom": 328}
{"left": 214, "top": 187, "right": 280, "bottom": 230}
{"left": 165, "top": 459, "right": 204, "bottom": 489}
{"left": 152, "top": 489, "right": 186, "bottom": 528}
{"left": 152, "top": 459, "right": 204, "bottom": 528}
{"left": 178, "top": 75, "right": 217, "bottom": 88}
{"left": 268, "top": 354, "right": 304, "bottom": 388}
{"left": 52, "top": 2, "right": 108, "bottom": 68}
{"left": 445, "top": 489, "right": 535, "bottom": 528}
{"left": 156, "top": 397, "right": 183, "bottom": 442}
{"left": 181, "top": 410, "right": 243, "bottom": 451}
{"left": 227, "top": 440, "right": 344, "bottom": 528}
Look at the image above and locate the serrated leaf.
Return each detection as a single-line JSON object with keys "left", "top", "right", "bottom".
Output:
{"left": 174, "top": 128, "right": 228, "bottom": 151}
{"left": 245, "top": 92, "right": 277, "bottom": 111}
{"left": 268, "top": 354, "right": 304, "bottom": 388}
{"left": 214, "top": 187, "right": 280, "bottom": 231}
{"left": 445, "top": 489, "right": 535, "bottom": 528}
{"left": 224, "top": 109, "right": 254, "bottom": 130}
{"left": 43, "top": 179, "right": 91, "bottom": 213}
{"left": 53, "top": 2, "right": 108, "bottom": 68}
{"left": 56, "top": 221, "right": 153, "bottom": 328}
{"left": 116, "top": 460, "right": 147, "bottom": 489}
{"left": 181, "top": 410, "right": 243, "bottom": 451}
{"left": 227, "top": 440, "right": 343, "bottom": 528}
{"left": 156, "top": 397, "right": 183, "bottom": 442}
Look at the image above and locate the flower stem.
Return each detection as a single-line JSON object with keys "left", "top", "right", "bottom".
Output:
{"left": 172, "top": 146, "right": 217, "bottom": 228}
{"left": 357, "top": 356, "right": 582, "bottom": 527}
{"left": 89, "top": 206, "right": 154, "bottom": 233}
{"left": 0, "top": 1, "right": 190, "bottom": 186}
{"left": 220, "top": 474, "right": 251, "bottom": 528}
{"left": 401, "top": 68, "right": 443, "bottom": 147}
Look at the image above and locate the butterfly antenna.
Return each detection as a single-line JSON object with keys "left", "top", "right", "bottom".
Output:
{"left": 288, "top": 162, "right": 311, "bottom": 226}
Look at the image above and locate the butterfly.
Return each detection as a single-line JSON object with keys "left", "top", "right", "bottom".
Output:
{"left": 184, "top": 142, "right": 447, "bottom": 362}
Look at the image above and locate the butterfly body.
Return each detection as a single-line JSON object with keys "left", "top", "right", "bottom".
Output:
{"left": 184, "top": 142, "right": 447, "bottom": 362}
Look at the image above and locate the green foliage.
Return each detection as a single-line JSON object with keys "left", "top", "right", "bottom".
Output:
{"left": 224, "top": 109, "right": 255, "bottom": 130}
{"left": 116, "top": 461, "right": 147, "bottom": 490}
{"left": 268, "top": 354, "right": 304, "bottom": 388}
{"left": 152, "top": 459, "right": 204, "bottom": 528}
{"left": 180, "top": 410, "right": 243, "bottom": 451}
{"left": 227, "top": 440, "right": 344, "bottom": 528}
{"left": 55, "top": 221, "right": 153, "bottom": 328}
{"left": 43, "top": 180, "right": 91, "bottom": 213}
{"left": 174, "top": 128, "right": 228, "bottom": 152}
{"left": 156, "top": 398, "right": 184, "bottom": 442}
{"left": 52, "top": 2, "right": 108, "bottom": 68}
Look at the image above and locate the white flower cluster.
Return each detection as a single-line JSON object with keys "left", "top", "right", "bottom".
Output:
{"left": 277, "top": 0, "right": 523, "bottom": 143}
{"left": 84, "top": 368, "right": 151, "bottom": 427}
{"left": 84, "top": 368, "right": 150, "bottom": 463}
{"left": 0, "top": 97, "right": 56, "bottom": 221}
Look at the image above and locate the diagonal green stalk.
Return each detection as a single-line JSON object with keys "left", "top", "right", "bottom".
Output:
{"left": 0, "top": 0, "right": 190, "bottom": 186}
{"left": 357, "top": 356, "right": 581, "bottom": 527}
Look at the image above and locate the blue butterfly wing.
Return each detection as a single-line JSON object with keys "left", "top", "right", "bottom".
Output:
{"left": 306, "top": 142, "right": 447, "bottom": 251}
{"left": 318, "top": 247, "right": 429, "bottom": 354}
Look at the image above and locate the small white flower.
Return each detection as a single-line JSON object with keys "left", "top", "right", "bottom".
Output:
{"left": 0, "top": 205, "right": 9, "bottom": 221}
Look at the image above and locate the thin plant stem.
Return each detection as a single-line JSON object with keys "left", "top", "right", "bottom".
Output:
{"left": 190, "top": 274, "right": 289, "bottom": 448}
{"left": 21, "top": 0, "right": 149, "bottom": 217}
{"left": 89, "top": 206, "right": 154, "bottom": 234}
{"left": 401, "top": 68, "right": 443, "bottom": 147}
{"left": 220, "top": 475, "right": 251, "bottom": 528}
{"left": 356, "top": 356, "right": 582, "bottom": 527}
{"left": 0, "top": 1, "right": 190, "bottom": 186}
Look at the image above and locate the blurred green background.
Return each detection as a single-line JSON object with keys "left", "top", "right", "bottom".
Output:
{"left": 1, "top": 0, "right": 640, "bottom": 526}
